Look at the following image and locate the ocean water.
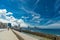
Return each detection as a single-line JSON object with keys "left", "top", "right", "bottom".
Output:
{"left": 22, "top": 28, "right": 60, "bottom": 36}
{"left": 33, "top": 29, "right": 60, "bottom": 35}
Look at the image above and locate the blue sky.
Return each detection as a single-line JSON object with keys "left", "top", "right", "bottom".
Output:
{"left": 0, "top": 0, "right": 60, "bottom": 28}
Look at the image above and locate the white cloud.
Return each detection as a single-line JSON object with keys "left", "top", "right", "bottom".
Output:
{"left": 31, "top": 17, "right": 40, "bottom": 23}
{"left": 6, "top": 12, "right": 13, "bottom": 15}
{"left": 2, "top": 9, "right": 60, "bottom": 29}
{"left": 33, "top": 16, "right": 40, "bottom": 19}
{"left": 32, "top": 14, "right": 35, "bottom": 16}
{"left": 0, "top": 9, "right": 29, "bottom": 28}
{"left": 38, "top": 23, "right": 60, "bottom": 29}
{"left": 17, "top": 19, "right": 24, "bottom": 23}
{"left": 21, "top": 6, "right": 41, "bottom": 23}
{"left": 0, "top": 19, "right": 9, "bottom": 23}
{"left": 0, "top": 9, "right": 7, "bottom": 18}
{"left": 0, "top": 9, "right": 7, "bottom": 13}
{"left": 34, "top": 20, "right": 40, "bottom": 23}
{"left": 21, "top": 6, "right": 40, "bottom": 16}
{"left": 44, "top": 20, "right": 53, "bottom": 25}
{"left": 21, "top": 16, "right": 29, "bottom": 19}
{"left": 21, "top": 6, "right": 30, "bottom": 13}
{"left": 0, "top": 9, "right": 15, "bottom": 24}
{"left": 6, "top": 16, "right": 11, "bottom": 20}
{"left": 46, "top": 23, "right": 60, "bottom": 29}
{"left": 17, "top": 19, "right": 28, "bottom": 27}
{"left": 11, "top": 21, "right": 18, "bottom": 27}
{"left": 0, "top": 9, "right": 13, "bottom": 19}
{"left": 31, "top": 15, "right": 41, "bottom": 23}
{"left": 0, "top": 9, "right": 11, "bottom": 23}
{"left": 9, "top": 16, "right": 17, "bottom": 21}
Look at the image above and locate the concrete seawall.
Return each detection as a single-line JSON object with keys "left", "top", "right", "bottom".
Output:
{"left": 12, "top": 28, "right": 60, "bottom": 40}
{"left": 12, "top": 30, "right": 24, "bottom": 40}
{"left": 56, "top": 36, "right": 60, "bottom": 40}
{"left": 12, "top": 29, "right": 41, "bottom": 40}
{"left": 21, "top": 30, "right": 60, "bottom": 40}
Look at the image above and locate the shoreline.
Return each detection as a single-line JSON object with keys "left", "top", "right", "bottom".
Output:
{"left": 21, "top": 30, "right": 60, "bottom": 40}
{"left": 13, "top": 28, "right": 60, "bottom": 40}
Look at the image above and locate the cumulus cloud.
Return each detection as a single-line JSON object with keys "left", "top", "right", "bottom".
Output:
{"left": 0, "top": 9, "right": 11, "bottom": 23}
{"left": 0, "top": 19, "right": 9, "bottom": 23}
{"left": 1, "top": 9, "right": 60, "bottom": 29}
{"left": 0, "top": 9, "right": 12, "bottom": 18}
{"left": 0, "top": 9, "right": 28, "bottom": 27}
{"left": 9, "top": 16, "right": 28, "bottom": 27}
{"left": 17, "top": 19, "right": 28, "bottom": 27}
{"left": 9, "top": 16, "right": 17, "bottom": 21}
{"left": 6, "top": 12, "right": 13, "bottom": 15}
{"left": 0, "top": 9, "right": 7, "bottom": 13}
{"left": 0, "top": 9, "right": 13, "bottom": 20}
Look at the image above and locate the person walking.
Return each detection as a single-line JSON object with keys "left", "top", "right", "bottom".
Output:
{"left": 7, "top": 23, "right": 11, "bottom": 31}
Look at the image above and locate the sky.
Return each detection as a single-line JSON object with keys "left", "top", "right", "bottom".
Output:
{"left": 0, "top": 0, "right": 60, "bottom": 28}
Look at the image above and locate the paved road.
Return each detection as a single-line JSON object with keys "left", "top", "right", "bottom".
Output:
{"left": 0, "top": 29, "right": 19, "bottom": 40}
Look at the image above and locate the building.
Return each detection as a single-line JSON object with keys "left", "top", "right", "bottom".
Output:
{"left": 0, "top": 22, "right": 7, "bottom": 28}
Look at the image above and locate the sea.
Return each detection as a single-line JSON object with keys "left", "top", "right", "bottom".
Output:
{"left": 32, "top": 29, "right": 60, "bottom": 36}
{"left": 21, "top": 28, "right": 60, "bottom": 36}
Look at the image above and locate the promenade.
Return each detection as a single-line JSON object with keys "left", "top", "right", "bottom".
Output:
{"left": 0, "top": 29, "right": 52, "bottom": 40}
{"left": 0, "top": 29, "right": 19, "bottom": 40}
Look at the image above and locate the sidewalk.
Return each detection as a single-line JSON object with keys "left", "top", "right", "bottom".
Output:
{"left": 0, "top": 29, "right": 19, "bottom": 40}
{"left": 13, "top": 30, "right": 39, "bottom": 40}
{"left": 13, "top": 30, "right": 52, "bottom": 40}
{"left": 0, "top": 29, "right": 52, "bottom": 40}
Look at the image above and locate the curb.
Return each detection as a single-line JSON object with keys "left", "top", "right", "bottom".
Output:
{"left": 12, "top": 29, "right": 24, "bottom": 40}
